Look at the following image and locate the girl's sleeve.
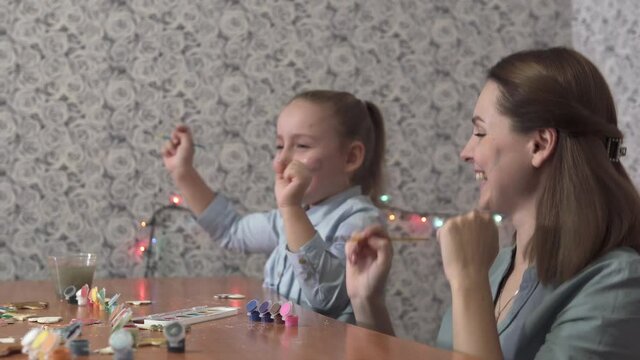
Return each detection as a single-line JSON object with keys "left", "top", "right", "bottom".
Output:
{"left": 286, "top": 209, "right": 384, "bottom": 315}
{"left": 197, "top": 194, "right": 279, "bottom": 254}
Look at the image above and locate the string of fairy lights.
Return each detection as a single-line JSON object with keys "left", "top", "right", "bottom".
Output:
{"left": 133, "top": 193, "right": 504, "bottom": 276}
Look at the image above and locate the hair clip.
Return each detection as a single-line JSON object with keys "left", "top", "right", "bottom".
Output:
{"left": 606, "top": 137, "right": 626, "bottom": 162}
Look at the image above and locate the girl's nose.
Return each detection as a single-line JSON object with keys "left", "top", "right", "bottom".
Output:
{"left": 275, "top": 148, "right": 292, "bottom": 166}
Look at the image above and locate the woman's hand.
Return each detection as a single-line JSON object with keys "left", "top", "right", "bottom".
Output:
{"left": 346, "top": 224, "right": 393, "bottom": 303}
{"left": 438, "top": 210, "right": 499, "bottom": 288}
{"left": 273, "top": 159, "right": 312, "bottom": 209}
{"left": 162, "top": 125, "right": 195, "bottom": 180}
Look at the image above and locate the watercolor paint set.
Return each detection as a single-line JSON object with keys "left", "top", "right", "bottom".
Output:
{"left": 132, "top": 306, "right": 239, "bottom": 327}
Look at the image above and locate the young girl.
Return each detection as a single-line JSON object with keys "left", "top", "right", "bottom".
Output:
{"left": 347, "top": 47, "right": 640, "bottom": 359}
{"left": 162, "top": 90, "right": 386, "bottom": 322}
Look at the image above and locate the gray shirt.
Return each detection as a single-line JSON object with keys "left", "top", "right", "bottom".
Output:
{"left": 197, "top": 186, "right": 383, "bottom": 322}
{"left": 437, "top": 246, "right": 640, "bottom": 359}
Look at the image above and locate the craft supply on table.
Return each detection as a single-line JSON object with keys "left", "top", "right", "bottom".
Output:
{"left": 1, "top": 302, "right": 48, "bottom": 310}
{"left": 0, "top": 343, "right": 20, "bottom": 357}
{"left": 125, "top": 300, "right": 152, "bottom": 306}
{"left": 109, "top": 329, "right": 134, "bottom": 360}
{"left": 67, "top": 339, "right": 90, "bottom": 357}
{"left": 76, "top": 284, "right": 89, "bottom": 306}
{"left": 213, "top": 293, "right": 246, "bottom": 299}
{"left": 163, "top": 321, "right": 186, "bottom": 353}
{"left": 3, "top": 312, "right": 35, "bottom": 321}
{"left": 27, "top": 316, "right": 63, "bottom": 324}
{"left": 49, "top": 346, "right": 72, "bottom": 360}
{"left": 64, "top": 285, "right": 78, "bottom": 305}
{"left": 269, "top": 302, "right": 283, "bottom": 323}
{"left": 279, "top": 301, "right": 298, "bottom": 327}
{"left": 132, "top": 306, "right": 238, "bottom": 326}
{"left": 245, "top": 299, "right": 261, "bottom": 322}
{"left": 258, "top": 300, "right": 273, "bottom": 323}
{"left": 110, "top": 306, "right": 133, "bottom": 333}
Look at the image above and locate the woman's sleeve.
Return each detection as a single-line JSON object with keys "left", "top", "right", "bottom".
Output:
{"left": 533, "top": 258, "right": 640, "bottom": 359}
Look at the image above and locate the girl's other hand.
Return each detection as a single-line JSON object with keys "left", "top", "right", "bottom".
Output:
{"left": 273, "top": 159, "right": 312, "bottom": 208}
{"left": 437, "top": 210, "right": 499, "bottom": 289}
{"left": 346, "top": 224, "right": 393, "bottom": 304}
{"left": 162, "top": 125, "right": 195, "bottom": 179}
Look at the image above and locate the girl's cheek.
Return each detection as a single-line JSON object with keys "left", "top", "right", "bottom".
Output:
{"left": 302, "top": 157, "right": 322, "bottom": 172}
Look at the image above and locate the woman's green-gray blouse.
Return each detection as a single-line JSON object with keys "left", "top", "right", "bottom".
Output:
{"left": 436, "top": 246, "right": 640, "bottom": 359}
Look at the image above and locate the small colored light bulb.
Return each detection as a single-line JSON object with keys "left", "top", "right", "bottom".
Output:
{"left": 170, "top": 195, "right": 182, "bottom": 205}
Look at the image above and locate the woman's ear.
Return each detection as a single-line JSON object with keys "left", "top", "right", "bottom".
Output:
{"left": 530, "top": 128, "right": 557, "bottom": 168}
{"left": 345, "top": 141, "right": 365, "bottom": 174}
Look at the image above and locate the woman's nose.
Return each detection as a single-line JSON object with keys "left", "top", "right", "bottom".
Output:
{"left": 460, "top": 139, "right": 474, "bottom": 163}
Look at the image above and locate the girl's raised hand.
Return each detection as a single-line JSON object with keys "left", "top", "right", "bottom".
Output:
{"left": 273, "top": 159, "right": 312, "bottom": 208}
{"left": 437, "top": 210, "right": 499, "bottom": 288}
{"left": 162, "top": 125, "right": 195, "bottom": 178}
{"left": 346, "top": 224, "right": 393, "bottom": 303}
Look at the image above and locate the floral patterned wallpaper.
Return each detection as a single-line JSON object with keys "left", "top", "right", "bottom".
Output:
{"left": 573, "top": 0, "right": 640, "bottom": 189}
{"left": 0, "top": 0, "right": 604, "bottom": 345}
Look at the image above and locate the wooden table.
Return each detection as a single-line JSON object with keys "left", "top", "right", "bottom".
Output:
{"left": 0, "top": 277, "right": 474, "bottom": 359}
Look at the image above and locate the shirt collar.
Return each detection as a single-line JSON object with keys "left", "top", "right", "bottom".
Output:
{"left": 305, "top": 186, "right": 364, "bottom": 220}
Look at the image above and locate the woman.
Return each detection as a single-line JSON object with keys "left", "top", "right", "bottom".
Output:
{"left": 346, "top": 47, "right": 640, "bottom": 359}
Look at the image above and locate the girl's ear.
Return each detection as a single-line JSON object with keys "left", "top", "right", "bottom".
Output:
{"left": 530, "top": 128, "right": 557, "bottom": 168}
{"left": 345, "top": 141, "right": 365, "bottom": 174}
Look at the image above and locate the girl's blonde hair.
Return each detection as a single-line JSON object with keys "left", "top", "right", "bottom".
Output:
{"left": 290, "top": 90, "right": 386, "bottom": 205}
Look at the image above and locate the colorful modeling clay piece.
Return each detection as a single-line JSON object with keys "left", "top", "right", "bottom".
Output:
{"left": 163, "top": 321, "right": 185, "bottom": 353}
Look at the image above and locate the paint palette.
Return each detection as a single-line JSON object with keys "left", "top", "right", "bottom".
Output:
{"left": 134, "top": 306, "right": 239, "bottom": 327}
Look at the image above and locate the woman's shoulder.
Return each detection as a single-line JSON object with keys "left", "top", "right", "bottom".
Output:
{"left": 550, "top": 246, "right": 640, "bottom": 306}
{"left": 580, "top": 246, "right": 640, "bottom": 280}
